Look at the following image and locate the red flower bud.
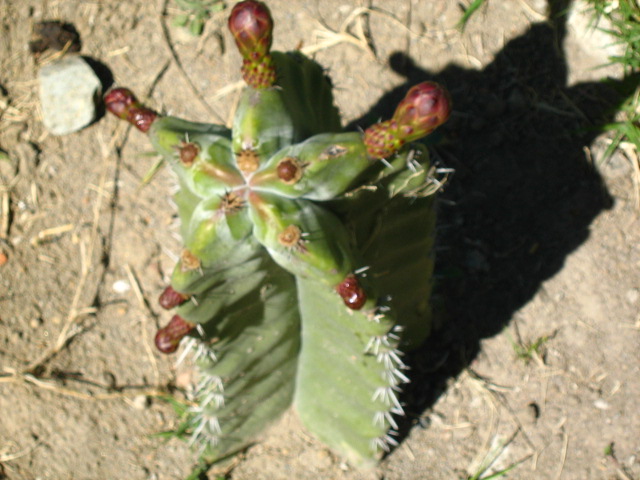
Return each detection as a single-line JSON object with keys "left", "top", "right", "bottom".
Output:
{"left": 336, "top": 274, "right": 367, "bottom": 310}
{"left": 228, "top": 1, "right": 273, "bottom": 60}
{"left": 391, "top": 82, "right": 451, "bottom": 143}
{"left": 154, "top": 315, "right": 195, "bottom": 354}
{"left": 104, "top": 87, "right": 136, "bottom": 120}
{"left": 364, "top": 82, "right": 451, "bottom": 158}
{"left": 104, "top": 87, "right": 158, "bottom": 133}
{"left": 158, "top": 285, "right": 190, "bottom": 310}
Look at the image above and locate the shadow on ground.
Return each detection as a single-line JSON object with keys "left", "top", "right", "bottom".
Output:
{"left": 346, "top": 0, "right": 637, "bottom": 439}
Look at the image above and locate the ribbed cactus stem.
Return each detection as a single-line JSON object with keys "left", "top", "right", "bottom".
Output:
{"left": 105, "top": 0, "right": 449, "bottom": 466}
{"left": 364, "top": 82, "right": 451, "bottom": 159}
{"left": 104, "top": 87, "right": 158, "bottom": 132}
{"left": 228, "top": 1, "right": 276, "bottom": 88}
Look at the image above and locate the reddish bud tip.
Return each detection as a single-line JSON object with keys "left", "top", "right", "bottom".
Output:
{"left": 363, "top": 120, "right": 405, "bottom": 159}
{"left": 363, "top": 82, "right": 450, "bottom": 158}
{"left": 104, "top": 87, "right": 136, "bottom": 120}
{"left": 336, "top": 274, "right": 367, "bottom": 310}
{"left": 228, "top": 1, "right": 273, "bottom": 60}
{"left": 179, "top": 142, "right": 200, "bottom": 166}
{"left": 104, "top": 87, "right": 158, "bottom": 133}
{"left": 392, "top": 82, "right": 451, "bottom": 142}
{"left": 128, "top": 107, "right": 157, "bottom": 133}
{"left": 276, "top": 157, "right": 302, "bottom": 184}
{"left": 158, "top": 286, "right": 190, "bottom": 310}
{"left": 154, "top": 315, "right": 195, "bottom": 354}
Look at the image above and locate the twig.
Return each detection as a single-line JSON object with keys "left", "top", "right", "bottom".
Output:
{"left": 1, "top": 373, "right": 167, "bottom": 401}
{"left": 29, "top": 223, "right": 74, "bottom": 246}
{"left": 0, "top": 189, "right": 9, "bottom": 238}
{"left": 618, "top": 140, "right": 640, "bottom": 211}
{"left": 0, "top": 442, "right": 38, "bottom": 463}
{"left": 552, "top": 429, "right": 569, "bottom": 480}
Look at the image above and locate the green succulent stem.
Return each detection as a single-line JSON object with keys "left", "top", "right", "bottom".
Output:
{"left": 104, "top": 0, "right": 450, "bottom": 469}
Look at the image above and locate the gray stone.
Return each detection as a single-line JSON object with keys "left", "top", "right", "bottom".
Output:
{"left": 38, "top": 55, "right": 102, "bottom": 135}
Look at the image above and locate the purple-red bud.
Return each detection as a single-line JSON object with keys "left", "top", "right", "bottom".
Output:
{"left": 391, "top": 82, "right": 451, "bottom": 143}
{"left": 336, "top": 274, "right": 367, "bottom": 310}
{"left": 104, "top": 87, "right": 135, "bottom": 119}
{"left": 364, "top": 82, "right": 450, "bottom": 158}
{"left": 276, "top": 157, "right": 302, "bottom": 184}
{"left": 154, "top": 315, "right": 195, "bottom": 354}
{"left": 104, "top": 87, "right": 158, "bottom": 133}
{"left": 178, "top": 142, "right": 200, "bottom": 166}
{"left": 228, "top": 1, "right": 273, "bottom": 60}
{"left": 158, "top": 286, "right": 190, "bottom": 310}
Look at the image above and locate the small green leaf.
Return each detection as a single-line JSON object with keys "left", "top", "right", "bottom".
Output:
{"left": 173, "top": 14, "right": 190, "bottom": 28}
{"left": 189, "top": 18, "right": 205, "bottom": 36}
{"left": 140, "top": 156, "right": 165, "bottom": 187}
{"left": 457, "top": 0, "right": 489, "bottom": 31}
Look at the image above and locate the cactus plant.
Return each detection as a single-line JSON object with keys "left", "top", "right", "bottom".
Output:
{"left": 105, "top": 0, "right": 450, "bottom": 469}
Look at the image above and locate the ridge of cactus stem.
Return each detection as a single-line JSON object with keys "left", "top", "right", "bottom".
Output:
{"left": 247, "top": 191, "right": 357, "bottom": 288}
{"left": 270, "top": 51, "right": 341, "bottom": 139}
{"left": 249, "top": 132, "right": 373, "bottom": 200}
{"left": 364, "top": 81, "right": 451, "bottom": 159}
{"left": 294, "top": 276, "right": 409, "bottom": 467}
{"left": 149, "top": 116, "right": 243, "bottom": 198}
{"left": 232, "top": 87, "right": 295, "bottom": 171}
{"left": 176, "top": 248, "right": 301, "bottom": 461}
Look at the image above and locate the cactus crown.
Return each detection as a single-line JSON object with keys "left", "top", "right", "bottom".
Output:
{"left": 105, "top": 0, "right": 450, "bottom": 469}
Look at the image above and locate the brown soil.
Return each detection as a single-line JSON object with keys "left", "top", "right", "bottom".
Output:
{"left": 1, "top": 1, "right": 638, "bottom": 479}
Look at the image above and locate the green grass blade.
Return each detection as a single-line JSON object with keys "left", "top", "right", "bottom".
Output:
{"left": 457, "top": 0, "right": 489, "bottom": 31}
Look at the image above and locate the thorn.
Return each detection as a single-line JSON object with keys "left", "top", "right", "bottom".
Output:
{"left": 380, "top": 158, "right": 393, "bottom": 169}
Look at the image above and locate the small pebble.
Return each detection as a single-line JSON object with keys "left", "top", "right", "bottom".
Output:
{"left": 594, "top": 399, "right": 610, "bottom": 410}
{"left": 38, "top": 55, "right": 102, "bottom": 135}
{"left": 132, "top": 395, "right": 150, "bottom": 410}
{"left": 626, "top": 288, "right": 639, "bottom": 305}
{"left": 112, "top": 279, "right": 131, "bottom": 293}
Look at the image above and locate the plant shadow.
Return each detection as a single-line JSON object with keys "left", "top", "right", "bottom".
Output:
{"left": 345, "top": 0, "right": 637, "bottom": 443}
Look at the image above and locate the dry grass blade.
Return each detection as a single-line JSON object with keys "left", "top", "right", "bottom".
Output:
{"left": 0, "top": 443, "right": 38, "bottom": 463}
{"left": 0, "top": 372, "right": 167, "bottom": 401}
{"left": 0, "top": 190, "right": 9, "bottom": 239}
{"left": 619, "top": 140, "right": 640, "bottom": 210}
{"left": 29, "top": 223, "right": 74, "bottom": 246}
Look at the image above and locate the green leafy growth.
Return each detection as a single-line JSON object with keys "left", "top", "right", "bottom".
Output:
{"left": 457, "top": 0, "right": 489, "bottom": 31}
{"left": 587, "top": 0, "right": 640, "bottom": 161}
{"left": 173, "top": 0, "right": 226, "bottom": 36}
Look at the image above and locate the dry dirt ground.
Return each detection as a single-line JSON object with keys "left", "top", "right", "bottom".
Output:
{"left": 1, "top": 0, "right": 639, "bottom": 479}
